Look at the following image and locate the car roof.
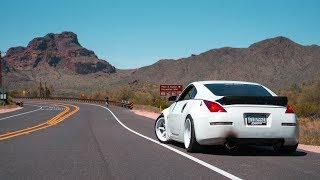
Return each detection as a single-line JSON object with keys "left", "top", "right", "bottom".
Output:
{"left": 192, "top": 80, "right": 261, "bottom": 86}
{"left": 187, "top": 80, "right": 276, "bottom": 100}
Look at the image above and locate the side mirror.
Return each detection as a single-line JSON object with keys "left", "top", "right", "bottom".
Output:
{"left": 168, "top": 96, "right": 177, "bottom": 102}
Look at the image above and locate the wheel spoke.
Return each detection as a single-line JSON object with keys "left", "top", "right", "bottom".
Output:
{"left": 155, "top": 118, "right": 168, "bottom": 142}
{"left": 162, "top": 132, "right": 166, "bottom": 138}
{"left": 158, "top": 127, "right": 165, "bottom": 131}
{"left": 184, "top": 119, "right": 192, "bottom": 149}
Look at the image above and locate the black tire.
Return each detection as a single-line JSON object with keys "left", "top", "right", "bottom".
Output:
{"left": 185, "top": 116, "right": 201, "bottom": 153}
{"left": 154, "top": 115, "right": 169, "bottom": 144}
{"left": 274, "top": 143, "right": 298, "bottom": 154}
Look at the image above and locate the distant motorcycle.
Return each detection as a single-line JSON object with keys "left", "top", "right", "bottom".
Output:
{"left": 105, "top": 97, "right": 109, "bottom": 107}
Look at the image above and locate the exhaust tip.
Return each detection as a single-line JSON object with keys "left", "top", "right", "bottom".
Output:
{"left": 225, "top": 141, "right": 237, "bottom": 150}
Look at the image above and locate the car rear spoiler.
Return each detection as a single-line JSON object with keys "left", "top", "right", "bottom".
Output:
{"left": 216, "top": 96, "right": 288, "bottom": 106}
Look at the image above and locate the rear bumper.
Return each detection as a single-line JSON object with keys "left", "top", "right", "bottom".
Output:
{"left": 229, "top": 138, "right": 283, "bottom": 145}
{"left": 193, "top": 112, "right": 299, "bottom": 146}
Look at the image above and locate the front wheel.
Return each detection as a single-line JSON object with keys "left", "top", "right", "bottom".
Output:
{"left": 184, "top": 116, "right": 200, "bottom": 152}
{"left": 155, "top": 116, "right": 169, "bottom": 143}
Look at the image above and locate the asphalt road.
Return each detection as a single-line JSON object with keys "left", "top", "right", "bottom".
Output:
{"left": 0, "top": 100, "right": 319, "bottom": 180}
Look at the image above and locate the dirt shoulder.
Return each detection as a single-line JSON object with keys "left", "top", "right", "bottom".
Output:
{"left": 131, "top": 110, "right": 160, "bottom": 120}
{"left": 131, "top": 105, "right": 160, "bottom": 119}
{"left": 0, "top": 104, "right": 22, "bottom": 114}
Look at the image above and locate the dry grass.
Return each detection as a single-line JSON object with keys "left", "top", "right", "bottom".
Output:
{"left": 299, "top": 117, "right": 320, "bottom": 146}
{"left": 133, "top": 104, "right": 161, "bottom": 113}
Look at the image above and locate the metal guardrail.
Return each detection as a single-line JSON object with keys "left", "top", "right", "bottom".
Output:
{"left": 14, "top": 97, "right": 134, "bottom": 109}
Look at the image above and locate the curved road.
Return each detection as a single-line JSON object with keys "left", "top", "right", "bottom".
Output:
{"left": 0, "top": 100, "right": 319, "bottom": 180}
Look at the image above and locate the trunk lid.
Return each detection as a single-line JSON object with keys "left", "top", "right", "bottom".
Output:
{"left": 218, "top": 96, "right": 288, "bottom": 131}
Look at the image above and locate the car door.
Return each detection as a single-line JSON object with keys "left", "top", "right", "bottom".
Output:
{"left": 176, "top": 86, "right": 197, "bottom": 140}
{"left": 167, "top": 85, "right": 195, "bottom": 136}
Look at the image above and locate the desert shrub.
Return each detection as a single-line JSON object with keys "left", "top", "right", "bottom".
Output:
{"left": 7, "top": 95, "right": 13, "bottom": 103}
{"left": 91, "top": 92, "right": 104, "bottom": 100}
{"left": 152, "top": 97, "right": 170, "bottom": 109}
{"left": 281, "top": 80, "right": 320, "bottom": 118}
{"left": 293, "top": 103, "right": 318, "bottom": 117}
{"left": 133, "top": 92, "right": 153, "bottom": 105}
{"left": 78, "top": 93, "right": 88, "bottom": 99}
{"left": 30, "top": 89, "right": 38, "bottom": 97}
{"left": 9, "top": 90, "right": 20, "bottom": 97}
{"left": 299, "top": 117, "right": 320, "bottom": 145}
{"left": 117, "top": 88, "right": 135, "bottom": 101}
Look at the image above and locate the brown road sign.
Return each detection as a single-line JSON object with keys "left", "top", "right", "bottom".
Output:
{"left": 160, "top": 85, "right": 183, "bottom": 96}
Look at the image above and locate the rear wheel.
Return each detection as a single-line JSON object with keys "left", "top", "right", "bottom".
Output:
{"left": 274, "top": 143, "right": 298, "bottom": 154}
{"left": 155, "top": 116, "right": 169, "bottom": 143}
{"left": 184, "top": 116, "right": 200, "bottom": 152}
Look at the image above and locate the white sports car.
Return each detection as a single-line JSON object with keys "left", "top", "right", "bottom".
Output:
{"left": 155, "top": 81, "right": 299, "bottom": 153}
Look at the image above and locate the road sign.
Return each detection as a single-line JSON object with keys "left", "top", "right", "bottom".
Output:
{"left": 0, "top": 93, "right": 7, "bottom": 100}
{"left": 160, "top": 85, "right": 183, "bottom": 96}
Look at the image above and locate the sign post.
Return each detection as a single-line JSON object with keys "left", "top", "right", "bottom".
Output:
{"left": 0, "top": 51, "right": 7, "bottom": 105}
{"left": 0, "top": 51, "right": 2, "bottom": 89}
{"left": 160, "top": 85, "right": 183, "bottom": 97}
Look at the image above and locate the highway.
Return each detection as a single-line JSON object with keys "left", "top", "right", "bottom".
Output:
{"left": 0, "top": 100, "right": 319, "bottom": 180}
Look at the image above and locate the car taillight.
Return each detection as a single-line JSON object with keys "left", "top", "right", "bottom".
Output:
{"left": 285, "top": 105, "right": 294, "bottom": 113}
{"left": 203, "top": 100, "right": 227, "bottom": 112}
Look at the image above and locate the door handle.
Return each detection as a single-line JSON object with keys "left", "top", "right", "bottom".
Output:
{"left": 181, "top": 103, "right": 187, "bottom": 113}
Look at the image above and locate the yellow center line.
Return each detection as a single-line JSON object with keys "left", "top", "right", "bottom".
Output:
{"left": 0, "top": 103, "right": 79, "bottom": 141}
{"left": 0, "top": 105, "right": 70, "bottom": 138}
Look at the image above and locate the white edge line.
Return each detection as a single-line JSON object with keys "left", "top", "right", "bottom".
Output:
{"left": 0, "top": 106, "right": 42, "bottom": 121}
{"left": 92, "top": 103, "right": 242, "bottom": 180}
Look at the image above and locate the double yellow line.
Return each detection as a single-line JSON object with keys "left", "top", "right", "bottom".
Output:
{"left": 0, "top": 103, "right": 79, "bottom": 141}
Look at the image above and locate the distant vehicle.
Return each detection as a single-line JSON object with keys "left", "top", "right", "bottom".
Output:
{"left": 15, "top": 101, "right": 24, "bottom": 107}
{"left": 155, "top": 81, "right": 299, "bottom": 153}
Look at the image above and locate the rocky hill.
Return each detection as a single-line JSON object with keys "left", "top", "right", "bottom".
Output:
{"left": 4, "top": 32, "right": 115, "bottom": 75}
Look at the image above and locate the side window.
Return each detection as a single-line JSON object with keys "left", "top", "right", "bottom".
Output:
{"left": 178, "top": 86, "right": 195, "bottom": 101}
{"left": 190, "top": 87, "right": 197, "bottom": 99}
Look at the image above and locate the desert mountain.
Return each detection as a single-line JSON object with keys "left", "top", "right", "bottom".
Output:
{"left": 126, "top": 37, "right": 320, "bottom": 90}
{"left": 2, "top": 33, "right": 320, "bottom": 96}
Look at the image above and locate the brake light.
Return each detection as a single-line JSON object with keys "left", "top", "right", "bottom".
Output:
{"left": 285, "top": 105, "right": 294, "bottom": 113}
{"left": 203, "top": 100, "right": 226, "bottom": 112}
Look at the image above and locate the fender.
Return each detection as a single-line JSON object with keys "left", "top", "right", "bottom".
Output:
{"left": 160, "top": 108, "right": 172, "bottom": 139}
{"left": 183, "top": 100, "right": 205, "bottom": 142}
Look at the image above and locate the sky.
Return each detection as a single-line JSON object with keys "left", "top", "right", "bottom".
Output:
{"left": 1, "top": 0, "right": 319, "bottom": 69}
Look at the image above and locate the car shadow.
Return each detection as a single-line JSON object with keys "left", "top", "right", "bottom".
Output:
{"left": 167, "top": 141, "right": 307, "bottom": 157}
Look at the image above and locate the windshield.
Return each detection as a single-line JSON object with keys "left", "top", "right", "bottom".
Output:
{"left": 205, "top": 83, "right": 272, "bottom": 96}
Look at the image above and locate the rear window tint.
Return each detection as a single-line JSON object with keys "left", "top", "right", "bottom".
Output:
{"left": 205, "top": 84, "right": 272, "bottom": 96}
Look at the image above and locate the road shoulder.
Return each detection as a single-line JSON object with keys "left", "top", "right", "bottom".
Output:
{"left": 298, "top": 144, "right": 320, "bottom": 154}
{"left": 0, "top": 107, "right": 23, "bottom": 114}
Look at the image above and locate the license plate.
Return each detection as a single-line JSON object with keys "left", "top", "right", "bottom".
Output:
{"left": 244, "top": 113, "right": 268, "bottom": 126}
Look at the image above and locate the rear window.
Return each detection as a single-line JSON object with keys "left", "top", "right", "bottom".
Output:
{"left": 205, "top": 83, "right": 272, "bottom": 96}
